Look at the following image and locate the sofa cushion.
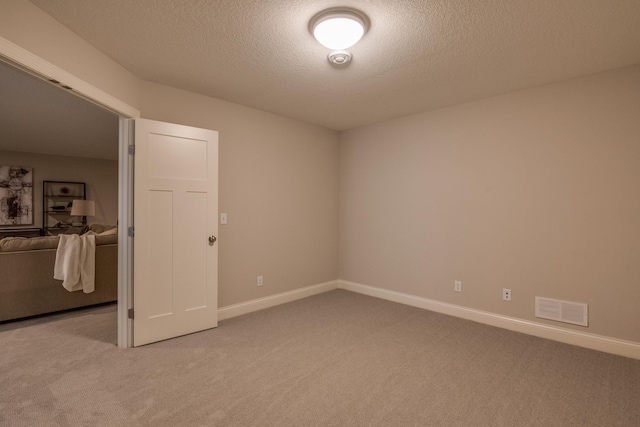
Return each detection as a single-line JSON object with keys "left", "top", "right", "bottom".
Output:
{"left": 89, "top": 224, "right": 117, "bottom": 234}
{"left": 95, "top": 234, "right": 118, "bottom": 245}
{"left": 0, "top": 236, "right": 60, "bottom": 252}
{"left": 99, "top": 227, "right": 118, "bottom": 236}
{"left": 0, "top": 233, "right": 117, "bottom": 252}
{"left": 47, "top": 226, "right": 89, "bottom": 236}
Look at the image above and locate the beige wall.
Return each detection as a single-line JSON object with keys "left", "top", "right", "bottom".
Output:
{"left": 339, "top": 65, "right": 640, "bottom": 342}
{"left": 0, "top": 150, "right": 118, "bottom": 227}
{"left": 0, "top": 0, "right": 140, "bottom": 109}
{"left": 139, "top": 82, "right": 339, "bottom": 307}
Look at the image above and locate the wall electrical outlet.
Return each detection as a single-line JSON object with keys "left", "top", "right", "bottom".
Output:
{"left": 454, "top": 280, "right": 462, "bottom": 292}
{"left": 503, "top": 288, "right": 511, "bottom": 301}
{"left": 257, "top": 276, "right": 263, "bottom": 287}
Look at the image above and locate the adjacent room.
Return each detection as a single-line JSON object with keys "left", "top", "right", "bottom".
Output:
{"left": 0, "top": 59, "right": 120, "bottom": 323}
{"left": 1, "top": 0, "right": 639, "bottom": 425}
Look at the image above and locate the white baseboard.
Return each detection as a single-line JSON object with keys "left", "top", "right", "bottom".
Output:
{"left": 339, "top": 280, "right": 640, "bottom": 360}
{"left": 216, "top": 278, "right": 640, "bottom": 359}
{"left": 218, "top": 280, "right": 339, "bottom": 321}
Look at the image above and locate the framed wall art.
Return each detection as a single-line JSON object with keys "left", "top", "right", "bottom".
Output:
{"left": 0, "top": 165, "right": 34, "bottom": 226}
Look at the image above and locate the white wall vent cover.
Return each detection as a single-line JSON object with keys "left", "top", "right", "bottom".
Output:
{"left": 535, "top": 297, "right": 588, "bottom": 327}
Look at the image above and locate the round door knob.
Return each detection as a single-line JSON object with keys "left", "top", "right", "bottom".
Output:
{"left": 208, "top": 235, "right": 217, "bottom": 245}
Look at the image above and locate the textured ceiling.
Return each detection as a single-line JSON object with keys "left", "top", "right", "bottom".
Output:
{"left": 0, "top": 60, "right": 118, "bottom": 159}
{"left": 23, "top": 0, "right": 640, "bottom": 130}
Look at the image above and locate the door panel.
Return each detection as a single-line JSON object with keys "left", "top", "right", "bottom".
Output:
{"left": 146, "top": 190, "right": 173, "bottom": 318}
{"left": 148, "top": 133, "right": 208, "bottom": 180}
{"left": 180, "top": 191, "right": 208, "bottom": 309}
{"left": 134, "top": 119, "right": 218, "bottom": 346}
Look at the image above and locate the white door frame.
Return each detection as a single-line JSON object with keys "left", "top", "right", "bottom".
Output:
{"left": 118, "top": 118, "right": 135, "bottom": 347}
{"left": 0, "top": 36, "right": 140, "bottom": 348}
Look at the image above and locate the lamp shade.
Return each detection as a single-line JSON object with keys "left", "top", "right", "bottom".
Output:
{"left": 70, "top": 200, "right": 95, "bottom": 217}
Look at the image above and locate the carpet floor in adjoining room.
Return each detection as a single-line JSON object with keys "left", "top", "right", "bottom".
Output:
{"left": 1, "top": 289, "right": 639, "bottom": 426}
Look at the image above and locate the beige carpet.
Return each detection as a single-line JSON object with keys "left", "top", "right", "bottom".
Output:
{"left": 1, "top": 289, "right": 639, "bottom": 426}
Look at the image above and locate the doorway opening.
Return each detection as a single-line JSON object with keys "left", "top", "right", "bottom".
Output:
{"left": 0, "top": 51, "right": 136, "bottom": 347}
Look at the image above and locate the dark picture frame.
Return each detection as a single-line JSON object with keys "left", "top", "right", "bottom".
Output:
{"left": 0, "top": 165, "right": 34, "bottom": 226}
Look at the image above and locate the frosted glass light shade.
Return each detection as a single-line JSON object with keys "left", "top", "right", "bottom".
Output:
{"left": 311, "top": 9, "right": 369, "bottom": 50}
{"left": 71, "top": 200, "right": 95, "bottom": 217}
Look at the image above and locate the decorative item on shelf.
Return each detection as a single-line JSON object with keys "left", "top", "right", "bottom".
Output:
{"left": 70, "top": 199, "right": 95, "bottom": 226}
{"left": 48, "top": 182, "right": 81, "bottom": 197}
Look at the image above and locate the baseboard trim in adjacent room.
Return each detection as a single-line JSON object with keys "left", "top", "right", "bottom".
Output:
{"left": 218, "top": 280, "right": 340, "bottom": 321}
{"left": 339, "top": 280, "right": 640, "bottom": 360}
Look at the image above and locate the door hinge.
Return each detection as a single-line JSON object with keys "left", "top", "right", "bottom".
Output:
{"left": 128, "top": 226, "right": 134, "bottom": 237}
{"left": 128, "top": 308, "right": 134, "bottom": 319}
{"left": 128, "top": 145, "right": 135, "bottom": 155}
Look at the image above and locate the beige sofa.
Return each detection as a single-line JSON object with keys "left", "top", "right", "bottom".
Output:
{"left": 0, "top": 231, "right": 118, "bottom": 322}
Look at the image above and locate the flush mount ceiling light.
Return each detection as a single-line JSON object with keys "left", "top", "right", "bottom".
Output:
{"left": 309, "top": 7, "right": 369, "bottom": 64}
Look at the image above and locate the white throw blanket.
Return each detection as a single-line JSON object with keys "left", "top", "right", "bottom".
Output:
{"left": 54, "top": 234, "right": 96, "bottom": 293}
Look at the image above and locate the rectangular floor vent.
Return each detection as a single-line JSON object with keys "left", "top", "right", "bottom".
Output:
{"left": 535, "top": 297, "right": 588, "bottom": 327}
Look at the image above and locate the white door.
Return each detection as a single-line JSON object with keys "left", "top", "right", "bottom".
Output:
{"left": 133, "top": 119, "right": 218, "bottom": 346}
